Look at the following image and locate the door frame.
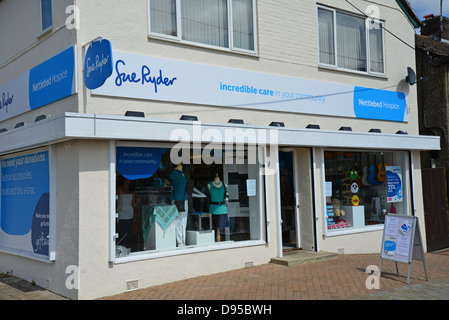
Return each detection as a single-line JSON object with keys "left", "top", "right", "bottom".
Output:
{"left": 279, "top": 148, "right": 301, "bottom": 251}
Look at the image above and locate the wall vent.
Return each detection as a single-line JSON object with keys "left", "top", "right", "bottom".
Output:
{"left": 126, "top": 280, "right": 139, "bottom": 291}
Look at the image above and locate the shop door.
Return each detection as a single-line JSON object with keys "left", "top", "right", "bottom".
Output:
{"left": 279, "top": 150, "right": 300, "bottom": 251}
{"left": 422, "top": 168, "right": 449, "bottom": 252}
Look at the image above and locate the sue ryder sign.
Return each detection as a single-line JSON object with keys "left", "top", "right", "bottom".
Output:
{"left": 0, "top": 46, "right": 77, "bottom": 122}
{"left": 92, "top": 50, "right": 409, "bottom": 122}
{"left": 83, "top": 39, "right": 113, "bottom": 90}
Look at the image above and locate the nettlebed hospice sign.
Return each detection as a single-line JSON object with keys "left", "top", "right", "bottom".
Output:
{"left": 0, "top": 46, "right": 77, "bottom": 122}
{"left": 93, "top": 50, "right": 409, "bottom": 122}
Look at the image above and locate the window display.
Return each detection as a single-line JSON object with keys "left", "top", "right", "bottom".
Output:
{"left": 324, "top": 150, "right": 409, "bottom": 232}
{"left": 115, "top": 145, "right": 262, "bottom": 257}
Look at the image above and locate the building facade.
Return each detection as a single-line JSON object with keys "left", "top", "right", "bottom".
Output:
{"left": 416, "top": 14, "right": 449, "bottom": 251}
{"left": 0, "top": 0, "right": 439, "bottom": 299}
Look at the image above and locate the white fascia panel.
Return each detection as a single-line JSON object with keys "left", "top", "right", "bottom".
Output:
{"left": 0, "top": 113, "right": 440, "bottom": 155}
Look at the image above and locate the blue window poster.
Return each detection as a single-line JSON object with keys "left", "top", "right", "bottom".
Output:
{"left": 116, "top": 147, "right": 165, "bottom": 180}
{"left": 0, "top": 151, "right": 50, "bottom": 256}
{"left": 386, "top": 166, "right": 403, "bottom": 203}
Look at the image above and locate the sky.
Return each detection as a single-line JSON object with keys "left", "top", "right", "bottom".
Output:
{"left": 407, "top": 0, "right": 449, "bottom": 21}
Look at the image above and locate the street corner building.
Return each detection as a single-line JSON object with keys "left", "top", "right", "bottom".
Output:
{"left": 0, "top": 0, "right": 439, "bottom": 299}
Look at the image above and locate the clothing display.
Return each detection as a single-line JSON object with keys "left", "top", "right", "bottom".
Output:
{"left": 115, "top": 146, "right": 257, "bottom": 255}
{"left": 208, "top": 181, "right": 227, "bottom": 215}
{"left": 169, "top": 168, "right": 188, "bottom": 201}
{"left": 142, "top": 204, "right": 179, "bottom": 242}
{"left": 208, "top": 180, "right": 228, "bottom": 235}
{"left": 173, "top": 200, "right": 188, "bottom": 247}
{"left": 169, "top": 166, "right": 189, "bottom": 246}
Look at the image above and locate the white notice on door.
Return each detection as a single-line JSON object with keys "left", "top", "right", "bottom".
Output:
{"left": 246, "top": 179, "right": 256, "bottom": 196}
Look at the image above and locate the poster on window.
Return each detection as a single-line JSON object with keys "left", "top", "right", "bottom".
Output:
{"left": 116, "top": 147, "right": 165, "bottom": 180}
{"left": 0, "top": 151, "right": 49, "bottom": 256}
{"left": 386, "top": 166, "right": 402, "bottom": 203}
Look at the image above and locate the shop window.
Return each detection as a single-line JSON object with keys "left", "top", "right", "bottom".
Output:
{"left": 149, "top": 0, "right": 256, "bottom": 53}
{"left": 324, "top": 150, "right": 409, "bottom": 232}
{"left": 317, "top": 6, "right": 385, "bottom": 75}
{"left": 115, "top": 145, "right": 262, "bottom": 258}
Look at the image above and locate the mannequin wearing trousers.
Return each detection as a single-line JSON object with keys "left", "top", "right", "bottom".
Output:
{"left": 170, "top": 163, "right": 188, "bottom": 247}
{"left": 208, "top": 174, "right": 228, "bottom": 242}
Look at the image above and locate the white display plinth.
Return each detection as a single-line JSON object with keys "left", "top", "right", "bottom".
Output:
{"left": 186, "top": 230, "right": 215, "bottom": 246}
{"left": 144, "top": 220, "right": 176, "bottom": 250}
{"left": 342, "top": 205, "right": 365, "bottom": 228}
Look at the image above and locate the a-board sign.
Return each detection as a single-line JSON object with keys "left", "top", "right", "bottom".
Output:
{"left": 379, "top": 214, "right": 428, "bottom": 284}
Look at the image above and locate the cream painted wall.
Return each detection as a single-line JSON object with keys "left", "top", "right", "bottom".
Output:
{"left": 75, "top": 0, "right": 419, "bottom": 135}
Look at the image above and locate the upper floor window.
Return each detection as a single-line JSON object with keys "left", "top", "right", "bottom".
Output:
{"left": 149, "top": 0, "right": 256, "bottom": 53}
{"left": 317, "top": 6, "right": 385, "bottom": 75}
{"left": 41, "top": 0, "right": 53, "bottom": 32}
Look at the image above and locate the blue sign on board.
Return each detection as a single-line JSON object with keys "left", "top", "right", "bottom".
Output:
{"left": 116, "top": 147, "right": 165, "bottom": 180}
{"left": 353, "top": 86, "right": 407, "bottom": 122}
{"left": 29, "top": 46, "right": 76, "bottom": 110}
{"left": 84, "top": 39, "right": 113, "bottom": 90}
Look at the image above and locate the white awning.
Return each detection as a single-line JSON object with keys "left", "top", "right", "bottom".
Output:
{"left": 0, "top": 112, "right": 440, "bottom": 155}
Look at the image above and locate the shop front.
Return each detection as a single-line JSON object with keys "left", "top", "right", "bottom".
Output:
{"left": 0, "top": 41, "right": 441, "bottom": 299}
{"left": 113, "top": 141, "right": 265, "bottom": 261}
{"left": 0, "top": 111, "right": 440, "bottom": 299}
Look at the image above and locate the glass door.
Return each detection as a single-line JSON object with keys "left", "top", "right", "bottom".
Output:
{"left": 279, "top": 150, "right": 300, "bottom": 251}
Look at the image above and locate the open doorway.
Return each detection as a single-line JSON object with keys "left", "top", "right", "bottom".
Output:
{"left": 278, "top": 148, "right": 316, "bottom": 253}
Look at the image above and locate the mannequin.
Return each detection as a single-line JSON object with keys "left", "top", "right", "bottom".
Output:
{"left": 169, "top": 163, "right": 188, "bottom": 247}
{"left": 116, "top": 177, "right": 140, "bottom": 249}
{"left": 208, "top": 174, "right": 228, "bottom": 242}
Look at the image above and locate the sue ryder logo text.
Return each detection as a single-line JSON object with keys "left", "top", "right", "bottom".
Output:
{"left": 114, "top": 59, "right": 177, "bottom": 93}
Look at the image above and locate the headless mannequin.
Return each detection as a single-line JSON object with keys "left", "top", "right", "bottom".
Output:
{"left": 170, "top": 162, "right": 188, "bottom": 247}
{"left": 208, "top": 174, "right": 227, "bottom": 241}
{"left": 208, "top": 173, "right": 223, "bottom": 188}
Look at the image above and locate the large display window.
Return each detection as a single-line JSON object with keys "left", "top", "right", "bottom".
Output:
{"left": 114, "top": 143, "right": 263, "bottom": 258}
{"left": 324, "top": 150, "right": 410, "bottom": 233}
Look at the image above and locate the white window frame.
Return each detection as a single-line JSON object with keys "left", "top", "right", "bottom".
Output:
{"left": 317, "top": 5, "right": 386, "bottom": 77}
{"left": 147, "top": 0, "right": 258, "bottom": 55}
{"left": 40, "top": 0, "right": 53, "bottom": 33}
{"left": 109, "top": 140, "right": 266, "bottom": 263}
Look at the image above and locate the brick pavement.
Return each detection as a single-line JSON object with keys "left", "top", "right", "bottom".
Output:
{"left": 0, "top": 274, "right": 67, "bottom": 300}
{"left": 101, "top": 249, "right": 449, "bottom": 300}
{"left": 1, "top": 249, "right": 448, "bottom": 300}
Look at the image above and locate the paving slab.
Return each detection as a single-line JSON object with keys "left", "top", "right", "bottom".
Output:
{"left": 270, "top": 250, "right": 339, "bottom": 266}
{"left": 1, "top": 248, "right": 448, "bottom": 300}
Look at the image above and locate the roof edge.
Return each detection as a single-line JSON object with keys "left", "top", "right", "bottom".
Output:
{"left": 396, "top": 0, "right": 421, "bottom": 28}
